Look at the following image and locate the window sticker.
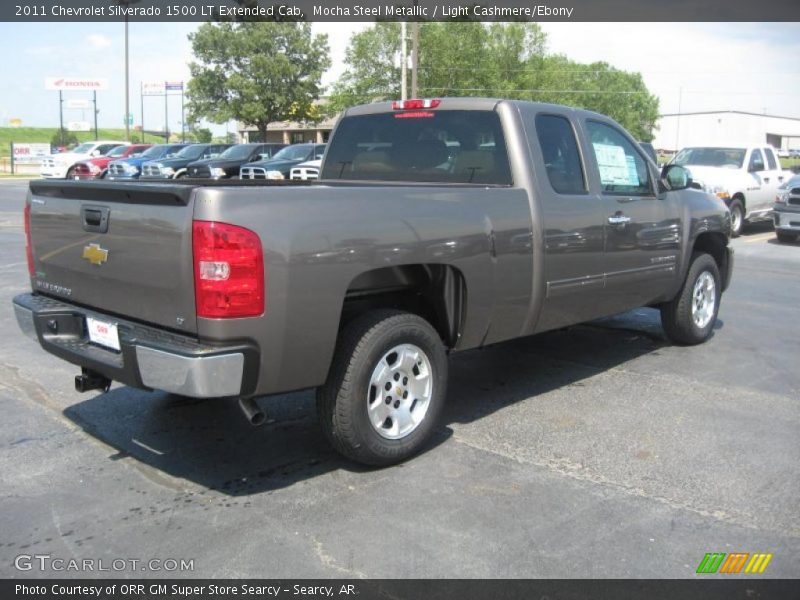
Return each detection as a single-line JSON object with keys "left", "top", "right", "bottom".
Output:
{"left": 593, "top": 142, "right": 638, "bottom": 186}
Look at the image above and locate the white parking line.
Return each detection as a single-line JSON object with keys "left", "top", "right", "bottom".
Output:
{"left": 744, "top": 232, "right": 775, "bottom": 243}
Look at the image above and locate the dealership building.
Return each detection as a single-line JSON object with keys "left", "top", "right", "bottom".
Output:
{"left": 653, "top": 110, "right": 800, "bottom": 153}
{"left": 238, "top": 115, "right": 337, "bottom": 145}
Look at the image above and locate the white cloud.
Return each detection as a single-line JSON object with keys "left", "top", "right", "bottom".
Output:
{"left": 86, "top": 34, "right": 113, "bottom": 49}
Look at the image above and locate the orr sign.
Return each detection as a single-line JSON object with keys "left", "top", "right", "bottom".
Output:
{"left": 12, "top": 143, "right": 51, "bottom": 164}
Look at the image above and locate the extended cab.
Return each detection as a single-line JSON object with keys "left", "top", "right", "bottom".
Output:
{"left": 14, "top": 99, "right": 733, "bottom": 466}
{"left": 669, "top": 145, "right": 791, "bottom": 236}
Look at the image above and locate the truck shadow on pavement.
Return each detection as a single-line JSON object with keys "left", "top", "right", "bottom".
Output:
{"left": 63, "top": 308, "right": 722, "bottom": 497}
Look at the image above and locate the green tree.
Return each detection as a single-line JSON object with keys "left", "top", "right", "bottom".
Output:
{"left": 186, "top": 22, "right": 330, "bottom": 141}
{"left": 50, "top": 129, "right": 78, "bottom": 148}
{"left": 329, "top": 23, "right": 658, "bottom": 140}
{"left": 190, "top": 127, "right": 213, "bottom": 143}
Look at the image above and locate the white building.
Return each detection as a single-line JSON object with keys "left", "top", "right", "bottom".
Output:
{"left": 653, "top": 111, "right": 800, "bottom": 153}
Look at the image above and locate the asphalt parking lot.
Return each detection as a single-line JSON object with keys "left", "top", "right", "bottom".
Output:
{"left": 0, "top": 177, "right": 797, "bottom": 579}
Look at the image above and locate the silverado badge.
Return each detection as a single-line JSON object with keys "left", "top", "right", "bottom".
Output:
{"left": 82, "top": 243, "right": 108, "bottom": 266}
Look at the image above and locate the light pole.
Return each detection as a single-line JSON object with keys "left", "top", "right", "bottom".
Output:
{"left": 115, "top": 0, "right": 141, "bottom": 141}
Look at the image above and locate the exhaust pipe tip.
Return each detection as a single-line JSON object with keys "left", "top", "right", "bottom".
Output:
{"left": 238, "top": 397, "right": 266, "bottom": 427}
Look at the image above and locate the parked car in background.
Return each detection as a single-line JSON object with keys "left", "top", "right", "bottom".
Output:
{"left": 40, "top": 141, "right": 127, "bottom": 179}
{"left": 289, "top": 159, "right": 322, "bottom": 181}
{"left": 106, "top": 144, "right": 189, "bottom": 180}
{"left": 773, "top": 174, "right": 800, "bottom": 243}
{"left": 70, "top": 144, "right": 151, "bottom": 180}
{"left": 186, "top": 143, "right": 286, "bottom": 179}
{"left": 240, "top": 143, "right": 326, "bottom": 180}
{"left": 139, "top": 143, "right": 231, "bottom": 179}
{"left": 669, "top": 145, "right": 791, "bottom": 236}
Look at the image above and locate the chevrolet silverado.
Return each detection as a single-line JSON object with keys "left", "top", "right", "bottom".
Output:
{"left": 14, "top": 98, "right": 733, "bottom": 465}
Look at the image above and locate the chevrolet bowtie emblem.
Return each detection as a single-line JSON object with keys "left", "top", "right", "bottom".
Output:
{"left": 82, "top": 243, "right": 108, "bottom": 266}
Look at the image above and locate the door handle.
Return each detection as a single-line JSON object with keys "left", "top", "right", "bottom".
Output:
{"left": 608, "top": 214, "right": 631, "bottom": 225}
{"left": 764, "top": 177, "right": 770, "bottom": 183}
{"left": 778, "top": 176, "right": 784, "bottom": 182}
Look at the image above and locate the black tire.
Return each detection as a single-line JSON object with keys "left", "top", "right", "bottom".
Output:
{"left": 317, "top": 310, "right": 448, "bottom": 466}
{"left": 776, "top": 231, "right": 797, "bottom": 243}
{"left": 66, "top": 168, "right": 76, "bottom": 180}
{"left": 728, "top": 198, "right": 745, "bottom": 238}
{"left": 660, "top": 253, "right": 721, "bottom": 345}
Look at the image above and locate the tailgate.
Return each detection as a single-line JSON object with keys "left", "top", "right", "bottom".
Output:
{"left": 27, "top": 180, "right": 198, "bottom": 334}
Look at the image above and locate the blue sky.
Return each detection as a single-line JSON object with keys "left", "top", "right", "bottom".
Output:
{"left": 0, "top": 22, "right": 798, "bottom": 133}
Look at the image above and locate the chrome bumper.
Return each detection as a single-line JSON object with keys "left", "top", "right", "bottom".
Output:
{"left": 12, "top": 293, "right": 256, "bottom": 399}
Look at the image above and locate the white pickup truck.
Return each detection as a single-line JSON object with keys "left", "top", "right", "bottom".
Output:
{"left": 40, "top": 141, "right": 127, "bottom": 179}
{"left": 669, "top": 145, "right": 791, "bottom": 236}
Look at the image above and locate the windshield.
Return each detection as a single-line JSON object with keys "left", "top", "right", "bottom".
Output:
{"left": 72, "top": 143, "right": 94, "bottom": 154}
{"left": 219, "top": 145, "right": 257, "bottom": 160}
{"left": 140, "top": 145, "right": 167, "bottom": 159}
{"left": 272, "top": 145, "right": 312, "bottom": 161}
{"left": 106, "top": 146, "right": 128, "bottom": 158}
{"left": 175, "top": 145, "right": 207, "bottom": 160}
{"left": 672, "top": 147, "right": 746, "bottom": 168}
{"left": 320, "top": 110, "right": 512, "bottom": 184}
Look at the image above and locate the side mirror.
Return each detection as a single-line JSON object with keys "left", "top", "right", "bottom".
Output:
{"left": 660, "top": 164, "right": 692, "bottom": 192}
{"left": 90, "top": 150, "right": 100, "bottom": 157}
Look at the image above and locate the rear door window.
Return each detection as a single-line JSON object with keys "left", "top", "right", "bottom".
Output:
{"left": 535, "top": 114, "right": 586, "bottom": 195}
{"left": 586, "top": 121, "right": 652, "bottom": 195}
{"left": 321, "top": 110, "right": 512, "bottom": 185}
{"left": 764, "top": 148, "right": 778, "bottom": 170}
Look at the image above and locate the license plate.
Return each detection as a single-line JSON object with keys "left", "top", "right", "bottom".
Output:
{"left": 86, "top": 317, "right": 121, "bottom": 351}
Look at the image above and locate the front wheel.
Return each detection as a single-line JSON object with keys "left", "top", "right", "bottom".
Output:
{"left": 317, "top": 310, "right": 448, "bottom": 466}
{"left": 776, "top": 231, "right": 797, "bottom": 243}
{"left": 660, "top": 253, "right": 721, "bottom": 345}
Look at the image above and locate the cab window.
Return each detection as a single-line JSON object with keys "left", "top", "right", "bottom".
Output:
{"left": 586, "top": 121, "right": 651, "bottom": 195}
{"left": 535, "top": 114, "right": 586, "bottom": 195}
{"left": 749, "top": 149, "right": 765, "bottom": 172}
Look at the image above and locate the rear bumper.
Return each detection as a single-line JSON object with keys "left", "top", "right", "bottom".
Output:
{"left": 13, "top": 293, "right": 259, "bottom": 398}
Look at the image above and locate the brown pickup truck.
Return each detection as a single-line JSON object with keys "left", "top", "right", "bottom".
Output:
{"left": 14, "top": 98, "right": 733, "bottom": 465}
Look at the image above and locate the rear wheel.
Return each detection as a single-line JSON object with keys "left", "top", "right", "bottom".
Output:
{"left": 660, "top": 252, "right": 721, "bottom": 345}
{"left": 317, "top": 310, "right": 448, "bottom": 466}
{"left": 728, "top": 198, "right": 744, "bottom": 237}
{"left": 776, "top": 231, "right": 797, "bottom": 243}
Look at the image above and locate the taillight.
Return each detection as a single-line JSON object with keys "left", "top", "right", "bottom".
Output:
{"left": 192, "top": 220, "right": 264, "bottom": 318}
{"left": 391, "top": 98, "right": 441, "bottom": 110}
{"left": 23, "top": 203, "right": 34, "bottom": 276}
